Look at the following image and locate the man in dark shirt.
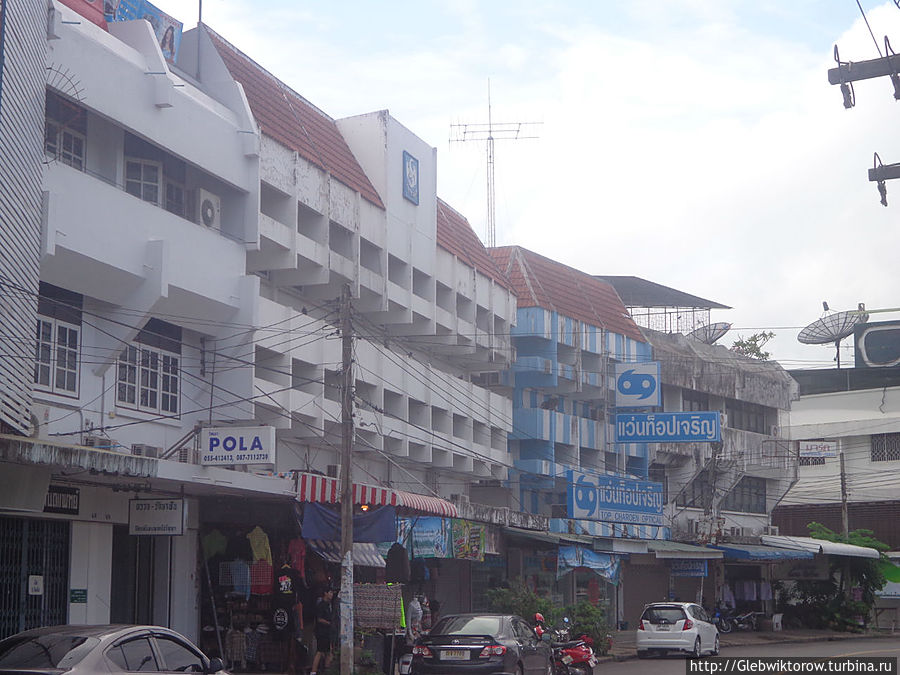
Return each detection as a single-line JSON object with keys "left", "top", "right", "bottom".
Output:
{"left": 310, "top": 587, "right": 334, "bottom": 675}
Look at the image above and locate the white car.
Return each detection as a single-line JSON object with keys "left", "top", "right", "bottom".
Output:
{"left": 635, "top": 602, "right": 719, "bottom": 659}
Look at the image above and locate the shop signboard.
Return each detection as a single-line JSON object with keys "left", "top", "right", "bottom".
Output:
{"left": 200, "top": 426, "right": 275, "bottom": 466}
{"left": 394, "top": 517, "right": 450, "bottom": 559}
{"left": 877, "top": 581, "right": 900, "bottom": 598}
{"left": 615, "top": 362, "right": 660, "bottom": 407}
{"left": 44, "top": 485, "right": 79, "bottom": 515}
{"left": 451, "top": 519, "right": 485, "bottom": 562}
{"left": 773, "top": 556, "right": 829, "bottom": 581}
{"left": 798, "top": 441, "right": 838, "bottom": 458}
{"left": 129, "top": 498, "right": 185, "bottom": 536}
{"left": 615, "top": 411, "right": 720, "bottom": 443}
{"left": 566, "top": 470, "right": 664, "bottom": 526}
{"left": 670, "top": 559, "right": 708, "bottom": 577}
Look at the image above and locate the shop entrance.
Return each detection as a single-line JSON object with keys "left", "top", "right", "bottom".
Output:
{"left": 0, "top": 516, "right": 70, "bottom": 639}
{"left": 110, "top": 525, "right": 161, "bottom": 625}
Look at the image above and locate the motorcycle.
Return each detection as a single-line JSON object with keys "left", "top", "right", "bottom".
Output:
{"left": 712, "top": 605, "right": 733, "bottom": 634}
{"left": 730, "top": 610, "right": 760, "bottom": 631}
{"left": 534, "top": 614, "right": 598, "bottom": 675}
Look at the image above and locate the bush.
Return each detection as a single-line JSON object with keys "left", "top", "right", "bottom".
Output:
{"left": 485, "top": 582, "right": 553, "bottom": 622}
{"left": 484, "top": 583, "right": 610, "bottom": 654}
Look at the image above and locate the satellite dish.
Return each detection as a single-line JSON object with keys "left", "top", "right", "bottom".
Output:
{"left": 797, "top": 307, "right": 869, "bottom": 367}
{"left": 688, "top": 322, "right": 732, "bottom": 345}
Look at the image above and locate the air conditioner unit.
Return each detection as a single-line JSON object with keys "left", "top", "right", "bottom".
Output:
{"left": 29, "top": 404, "right": 52, "bottom": 440}
{"left": 196, "top": 189, "right": 221, "bottom": 229}
{"left": 763, "top": 525, "right": 779, "bottom": 536}
{"left": 82, "top": 434, "right": 107, "bottom": 448}
{"left": 131, "top": 444, "right": 160, "bottom": 458}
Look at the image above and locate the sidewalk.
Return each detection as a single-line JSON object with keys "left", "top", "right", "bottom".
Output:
{"left": 602, "top": 627, "right": 900, "bottom": 662}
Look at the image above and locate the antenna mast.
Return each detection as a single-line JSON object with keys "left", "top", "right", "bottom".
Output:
{"left": 450, "top": 80, "right": 540, "bottom": 248}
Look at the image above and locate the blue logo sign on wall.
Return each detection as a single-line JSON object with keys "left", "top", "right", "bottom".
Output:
{"left": 615, "top": 411, "right": 721, "bottom": 443}
{"left": 402, "top": 151, "right": 419, "bottom": 205}
{"left": 614, "top": 362, "right": 660, "bottom": 407}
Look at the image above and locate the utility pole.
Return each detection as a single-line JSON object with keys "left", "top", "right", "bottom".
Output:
{"left": 449, "top": 80, "right": 540, "bottom": 248}
{"left": 839, "top": 442, "right": 852, "bottom": 599}
{"left": 705, "top": 442, "right": 722, "bottom": 544}
{"left": 339, "top": 284, "right": 354, "bottom": 675}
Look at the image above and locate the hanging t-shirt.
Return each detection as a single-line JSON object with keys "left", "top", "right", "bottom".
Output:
{"left": 288, "top": 538, "right": 307, "bottom": 583}
{"left": 202, "top": 529, "right": 227, "bottom": 560}
{"left": 274, "top": 564, "right": 303, "bottom": 610}
{"left": 250, "top": 559, "right": 273, "bottom": 595}
{"left": 246, "top": 525, "right": 273, "bottom": 564}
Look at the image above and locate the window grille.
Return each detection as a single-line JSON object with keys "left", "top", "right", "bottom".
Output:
{"left": 871, "top": 433, "right": 900, "bottom": 462}
{"left": 799, "top": 456, "right": 826, "bottom": 467}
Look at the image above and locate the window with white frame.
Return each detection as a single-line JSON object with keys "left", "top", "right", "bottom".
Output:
{"left": 33, "top": 284, "right": 82, "bottom": 396}
{"left": 117, "top": 319, "right": 181, "bottom": 415}
{"left": 125, "top": 158, "right": 162, "bottom": 205}
{"left": 164, "top": 178, "right": 186, "bottom": 217}
{"left": 45, "top": 91, "right": 87, "bottom": 170}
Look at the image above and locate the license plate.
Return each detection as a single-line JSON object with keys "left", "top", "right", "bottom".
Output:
{"left": 441, "top": 650, "right": 469, "bottom": 660}
{"left": 656, "top": 625, "right": 670, "bottom": 631}
{"left": 588, "top": 657, "right": 598, "bottom": 667}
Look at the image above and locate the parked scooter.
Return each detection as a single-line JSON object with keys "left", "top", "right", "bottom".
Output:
{"left": 534, "top": 614, "right": 598, "bottom": 675}
{"left": 712, "top": 605, "right": 733, "bottom": 634}
{"left": 730, "top": 610, "right": 761, "bottom": 631}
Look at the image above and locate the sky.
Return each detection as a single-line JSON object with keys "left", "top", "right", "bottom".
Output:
{"left": 145, "top": 0, "right": 900, "bottom": 368}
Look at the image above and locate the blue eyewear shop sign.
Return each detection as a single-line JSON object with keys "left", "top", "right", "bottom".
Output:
{"left": 614, "top": 362, "right": 660, "bottom": 407}
{"left": 567, "top": 470, "right": 664, "bottom": 526}
{"left": 615, "top": 411, "right": 721, "bottom": 443}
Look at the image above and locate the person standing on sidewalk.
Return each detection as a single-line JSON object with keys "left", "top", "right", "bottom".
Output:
{"left": 310, "top": 587, "right": 335, "bottom": 675}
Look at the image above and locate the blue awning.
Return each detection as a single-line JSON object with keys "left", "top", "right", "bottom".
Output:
{"left": 712, "top": 543, "right": 814, "bottom": 561}
{"left": 557, "top": 545, "right": 621, "bottom": 584}
{"left": 307, "top": 540, "right": 386, "bottom": 568}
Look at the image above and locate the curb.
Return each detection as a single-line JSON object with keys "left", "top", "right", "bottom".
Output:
{"left": 599, "top": 630, "right": 899, "bottom": 663}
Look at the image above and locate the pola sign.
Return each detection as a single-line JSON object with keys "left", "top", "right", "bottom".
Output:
{"left": 200, "top": 426, "right": 276, "bottom": 466}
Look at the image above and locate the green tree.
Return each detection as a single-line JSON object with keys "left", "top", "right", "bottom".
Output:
{"left": 731, "top": 331, "right": 776, "bottom": 360}
{"left": 787, "top": 523, "right": 888, "bottom": 631}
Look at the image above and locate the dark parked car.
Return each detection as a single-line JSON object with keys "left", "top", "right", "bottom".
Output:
{"left": 411, "top": 613, "right": 552, "bottom": 675}
{"left": 0, "top": 624, "right": 228, "bottom": 674}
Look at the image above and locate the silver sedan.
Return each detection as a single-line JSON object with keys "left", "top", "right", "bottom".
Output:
{"left": 0, "top": 624, "right": 228, "bottom": 674}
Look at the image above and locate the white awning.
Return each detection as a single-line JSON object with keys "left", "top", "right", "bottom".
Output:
{"left": 761, "top": 535, "right": 880, "bottom": 559}
{"left": 646, "top": 540, "right": 723, "bottom": 560}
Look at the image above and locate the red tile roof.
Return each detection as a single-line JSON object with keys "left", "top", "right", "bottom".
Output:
{"left": 436, "top": 199, "right": 513, "bottom": 292}
{"left": 206, "top": 27, "right": 384, "bottom": 209}
{"left": 488, "top": 246, "right": 645, "bottom": 342}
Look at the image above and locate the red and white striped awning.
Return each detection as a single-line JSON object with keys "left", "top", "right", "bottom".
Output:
{"left": 296, "top": 473, "right": 458, "bottom": 517}
{"left": 393, "top": 489, "right": 458, "bottom": 517}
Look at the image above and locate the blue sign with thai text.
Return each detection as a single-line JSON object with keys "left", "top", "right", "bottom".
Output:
{"left": 566, "top": 470, "right": 664, "bottom": 526}
{"left": 670, "top": 559, "right": 708, "bottom": 577}
{"left": 615, "top": 411, "right": 721, "bottom": 443}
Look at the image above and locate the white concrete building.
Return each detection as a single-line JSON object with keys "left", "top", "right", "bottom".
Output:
{"left": 0, "top": 1, "right": 518, "bottom": 641}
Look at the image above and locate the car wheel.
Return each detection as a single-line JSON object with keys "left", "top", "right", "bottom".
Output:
{"left": 711, "top": 635, "right": 720, "bottom": 656}
{"left": 690, "top": 637, "right": 701, "bottom": 659}
{"left": 637, "top": 649, "right": 649, "bottom": 659}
